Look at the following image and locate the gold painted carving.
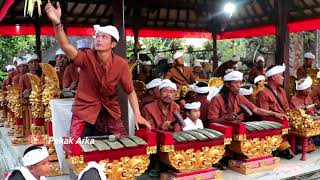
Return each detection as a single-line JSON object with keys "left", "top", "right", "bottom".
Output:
{"left": 160, "top": 145, "right": 174, "bottom": 152}
{"left": 167, "top": 145, "right": 225, "bottom": 172}
{"left": 146, "top": 146, "right": 157, "bottom": 154}
{"left": 234, "top": 134, "right": 247, "bottom": 141}
{"left": 229, "top": 135, "right": 282, "bottom": 159}
{"left": 28, "top": 73, "right": 44, "bottom": 118}
{"left": 69, "top": 155, "right": 150, "bottom": 180}
{"left": 40, "top": 63, "right": 60, "bottom": 121}
{"left": 208, "top": 77, "right": 224, "bottom": 87}
{"left": 224, "top": 138, "right": 232, "bottom": 145}
{"left": 288, "top": 109, "right": 314, "bottom": 130}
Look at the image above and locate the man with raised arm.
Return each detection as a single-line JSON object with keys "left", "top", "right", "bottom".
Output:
{"left": 45, "top": 0, "right": 151, "bottom": 139}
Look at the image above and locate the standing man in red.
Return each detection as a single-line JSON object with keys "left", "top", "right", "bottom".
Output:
{"left": 45, "top": 0, "right": 151, "bottom": 138}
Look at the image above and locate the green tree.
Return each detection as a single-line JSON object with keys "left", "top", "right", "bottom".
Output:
{"left": 0, "top": 36, "right": 35, "bottom": 68}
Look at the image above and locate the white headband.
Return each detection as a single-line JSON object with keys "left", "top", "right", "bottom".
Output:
{"left": 159, "top": 79, "right": 177, "bottom": 91}
{"left": 93, "top": 25, "right": 119, "bottom": 42}
{"left": 184, "top": 102, "right": 201, "bottom": 110}
{"left": 22, "top": 147, "right": 49, "bottom": 166}
{"left": 304, "top": 52, "right": 315, "bottom": 59}
{"left": 193, "top": 61, "right": 202, "bottom": 68}
{"left": 296, "top": 76, "right": 313, "bottom": 91}
{"left": 265, "top": 64, "right": 286, "bottom": 78}
{"left": 141, "top": 61, "right": 153, "bottom": 66}
{"left": 239, "top": 87, "right": 253, "bottom": 96}
{"left": 193, "top": 86, "right": 210, "bottom": 94}
{"left": 256, "top": 56, "right": 264, "bottom": 62}
{"left": 26, "top": 54, "right": 39, "bottom": 63}
{"left": 16, "top": 58, "right": 28, "bottom": 66}
{"left": 56, "top": 48, "right": 65, "bottom": 56}
{"left": 146, "top": 78, "right": 162, "bottom": 89}
{"left": 223, "top": 70, "right": 243, "bottom": 81}
{"left": 77, "top": 161, "right": 107, "bottom": 180}
{"left": 173, "top": 52, "right": 183, "bottom": 60}
{"left": 5, "top": 65, "right": 16, "bottom": 71}
{"left": 317, "top": 71, "right": 320, "bottom": 79}
{"left": 254, "top": 75, "right": 266, "bottom": 84}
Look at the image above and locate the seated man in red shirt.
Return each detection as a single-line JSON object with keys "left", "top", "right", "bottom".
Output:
{"left": 140, "top": 78, "right": 162, "bottom": 109}
{"left": 45, "top": 1, "right": 150, "bottom": 139}
{"left": 142, "top": 79, "right": 181, "bottom": 132}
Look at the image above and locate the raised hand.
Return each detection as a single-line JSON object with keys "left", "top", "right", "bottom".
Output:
{"left": 45, "top": 0, "right": 61, "bottom": 24}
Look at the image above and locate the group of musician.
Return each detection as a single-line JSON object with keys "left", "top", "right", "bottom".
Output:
{"left": 3, "top": 1, "right": 320, "bottom": 178}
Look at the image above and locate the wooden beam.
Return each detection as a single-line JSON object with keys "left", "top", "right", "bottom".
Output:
{"left": 34, "top": 7, "right": 41, "bottom": 61}
{"left": 275, "top": 0, "right": 290, "bottom": 95}
{"left": 211, "top": 31, "right": 218, "bottom": 75}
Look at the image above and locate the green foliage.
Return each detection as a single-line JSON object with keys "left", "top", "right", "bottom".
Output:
{"left": 0, "top": 36, "right": 35, "bottom": 68}
{"left": 0, "top": 70, "right": 7, "bottom": 81}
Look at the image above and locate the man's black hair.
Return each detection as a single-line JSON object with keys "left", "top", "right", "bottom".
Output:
{"left": 79, "top": 168, "right": 103, "bottom": 180}
{"left": 23, "top": 145, "right": 42, "bottom": 156}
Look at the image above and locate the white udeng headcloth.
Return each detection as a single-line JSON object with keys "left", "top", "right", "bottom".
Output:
{"left": 93, "top": 25, "right": 120, "bottom": 42}
{"left": 184, "top": 102, "right": 201, "bottom": 110}
{"left": 296, "top": 76, "right": 313, "bottom": 91}
{"left": 265, "top": 64, "right": 285, "bottom": 78}
{"left": 22, "top": 146, "right": 49, "bottom": 166}
{"left": 223, "top": 70, "right": 243, "bottom": 81}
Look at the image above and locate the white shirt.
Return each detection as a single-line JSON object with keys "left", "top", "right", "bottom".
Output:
{"left": 182, "top": 117, "right": 204, "bottom": 131}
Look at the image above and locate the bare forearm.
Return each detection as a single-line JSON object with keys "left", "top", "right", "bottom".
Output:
{"left": 53, "top": 23, "right": 77, "bottom": 59}
{"left": 128, "top": 90, "right": 141, "bottom": 116}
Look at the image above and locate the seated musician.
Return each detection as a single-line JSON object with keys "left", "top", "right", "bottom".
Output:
{"left": 136, "top": 54, "right": 155, "bottom": 83}
{"left": 207, "top": 69, "right": 286, "bottom": 169}
{"left": 193, "top": 61, "right": 207, "bottom": 79}
{"left": 290, "top": 76, "right": 317, "bottom": 152}
{"left": 183, "top": 101, "right": 204, "bottom": 131}
{"left": 290, "top": 76, "right": 316, "bottom": 113}
{"left": 248, "top": 55, "right": 265, "bottom": 84}
{"left": 55, "top": 48, "right": 69, "bottom": 89}
{"left": 252, "top": 75, "right": 266, "bottom": 101}
{"left": 256, "top": 64, "right": 293, "bottom": 159}
{"left": 45, "top": 1, "right": 150, "bottom": 139}
{"left": 6, "top": 145, "right": 50, "bottom": 180}
{"left": 296, "top": 52, "right": 315, "bottom": 79}
{"left": 142, "top": 80, "right": 181, "bottom": 132}
{"left": 239, "top": 86, "right": 254, "bottom": 103}
{"left": 61, "top": 39, "right": 90, "bottom": 91}
{"left": 193, "top": 82, "right": 210, "bottom": 127}
{"left": 140, "top": 78, "right": 162, "bottom": 109}
{"left": 208, "top": 70, "right": 285, "bottom": 123}
{"left": 164, "top": 52, "right": 197, "bottom": 88}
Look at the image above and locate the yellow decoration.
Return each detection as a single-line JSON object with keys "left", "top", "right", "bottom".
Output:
{"left": 166, "top": 145, "right": 225, "bottom": 172}
{"left": 160, "top": 145, "right": 174, "bottom": 152}
{"left": 68, "top": 155, "right": 150, "bottom": 180}
{"left": 208, "top": 77, "right": 224, "bottom": 87}
{"left": 40, "top": 63, "right": 60, "bottom": 121}
{"left": 146, "top": 146, "right": 157, "bottom": 154}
